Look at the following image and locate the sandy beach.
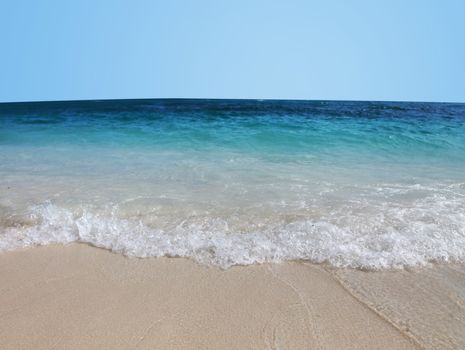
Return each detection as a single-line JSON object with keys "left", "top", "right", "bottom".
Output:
{"left": 3, "top": 245, "right": 464, "bottom": 349}
{"left": 2, "top": 102, "right": 465, "bottom": 350}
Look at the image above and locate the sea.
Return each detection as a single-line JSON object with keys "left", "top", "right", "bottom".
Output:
{"left": 1, "top": 99, "right": 464, "bottom": 269}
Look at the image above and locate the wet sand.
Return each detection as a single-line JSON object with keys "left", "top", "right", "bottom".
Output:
{"left": 1, "top": 244, "right": 462, "bottom": 349}
{"left": 334, "top": 263, "right": 465, "bottom": 350}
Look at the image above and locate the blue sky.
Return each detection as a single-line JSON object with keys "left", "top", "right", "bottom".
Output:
{"left": 1, "top": 0, "right": 464, "bottom": 103}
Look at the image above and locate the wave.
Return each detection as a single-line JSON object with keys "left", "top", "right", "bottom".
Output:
{"left": 1, "top": 194, "right": 465, "bottom": 269}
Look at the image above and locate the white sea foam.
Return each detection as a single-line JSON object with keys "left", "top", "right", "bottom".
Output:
{"left": 1, "top": 191, "right": 465, "bottom": 269}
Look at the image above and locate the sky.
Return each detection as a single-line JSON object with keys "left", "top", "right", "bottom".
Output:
{"left": 1, "top": 0, "right": 464, "bottom": 103}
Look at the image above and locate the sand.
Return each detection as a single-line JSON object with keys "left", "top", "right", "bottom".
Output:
{"left": 334, "top": 264, "right": 465, "bottom": 350}
{"left": 2, "top": 244, "right": 462, "bottom": 349}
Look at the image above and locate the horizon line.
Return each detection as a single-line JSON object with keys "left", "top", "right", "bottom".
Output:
{"left": 1, "top": 97, "right": 464, "bottom": 106}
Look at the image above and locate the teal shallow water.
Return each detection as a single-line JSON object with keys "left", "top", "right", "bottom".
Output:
{"left": 1, "top": 99, "right": 465, "bottom": 268}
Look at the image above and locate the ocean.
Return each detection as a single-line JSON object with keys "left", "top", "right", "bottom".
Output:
{"left": 1, "top": 99, "right": 464, "bottom": 269}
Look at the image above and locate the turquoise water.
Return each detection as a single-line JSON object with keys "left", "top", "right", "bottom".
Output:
{"left": 1, "top": 99, "right": 465, "bottom": 268}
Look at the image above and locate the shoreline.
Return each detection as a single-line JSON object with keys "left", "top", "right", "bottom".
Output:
{"left": 0, "top": 243, "right": 425, "bottom": 349}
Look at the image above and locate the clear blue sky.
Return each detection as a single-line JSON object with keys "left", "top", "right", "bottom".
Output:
{"left": 1, "top": 0, "right": 464, "bottom": 103}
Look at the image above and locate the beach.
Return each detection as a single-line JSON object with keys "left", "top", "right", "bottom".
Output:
{"left": 1, "top": 100, "right": 465, "bottom": 349}
{"left": 2, "top": 0, "right": 465, "bottom": 346}
{"left": 1, "top": 244, "right": 464, "bottom": 349}
{"left": 0, "top": 244, "right": 411, "bottom": 349}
